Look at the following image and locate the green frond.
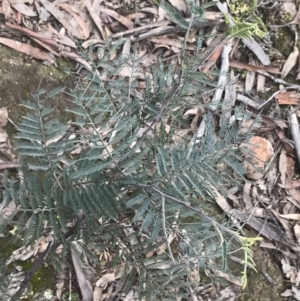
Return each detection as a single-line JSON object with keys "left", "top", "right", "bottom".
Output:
{"left": 227, "top": 21, "right": 266, "bottom": 40}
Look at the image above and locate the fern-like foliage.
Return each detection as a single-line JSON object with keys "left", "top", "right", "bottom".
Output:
{"left": 1, "top": 24, "right": 257, "bottom": 301}
{"left": 227, "top": 18, "right": 266, "bottom": 40}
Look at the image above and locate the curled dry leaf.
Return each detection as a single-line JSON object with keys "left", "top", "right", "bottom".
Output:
{"left": 183, "top": 107, "right": 199, "bottom": 118}
{"left": 281, "top": 46, "right": 299, "bottom": 79}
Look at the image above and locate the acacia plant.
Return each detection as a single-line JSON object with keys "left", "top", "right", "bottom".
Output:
{"left": 0, "top": 3, "right": 260, "bottom": 301}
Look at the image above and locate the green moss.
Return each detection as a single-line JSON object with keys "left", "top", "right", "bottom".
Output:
{"left": 284, "top": 12, "right": 291, "bottom": 22}
{"left": 22, "top": 261, "right": 56, "bottom": 292}
{"left": 0, "top": 45, "right": 77, "bottom": 139}
{"left": 272, "top": 27, "right": 294, "bottom": 58}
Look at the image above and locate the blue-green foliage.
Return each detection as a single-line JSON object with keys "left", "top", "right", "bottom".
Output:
{"left": 1, "top": 38, "right": 254, "bottom": 299}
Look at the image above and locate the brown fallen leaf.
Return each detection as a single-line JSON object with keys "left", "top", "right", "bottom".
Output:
{"left": 58, "top": 3, "right": 90, "bottom": 39}
{"left": 127, "top": 12, "right": 147, "bottom": 20}
{"left": 261, "top": 115, "right": 287, "bottom": 129}
{"left": 205, "top": 11, "right": 223, "bottom": 21}
{"left": 8, "top": 0, "right": 34, "bottom": 3}
{"left": 281, "top": 46, "right": 299, "bottom": 79}
{"left": 82, "top": 38, "right": 103, "bottom": 49}
{"left": 242, "top": 38, "right": 271, "bottom": 66}
{"left": 85, "top": 0, "right": 106, "bottom": 40}
{"left": 279, "top": 149, "right": 300, "bottom": 203}
{"left": 151, "top": 36, "right": 194, "bottom": 50}
{"left": 243, "top": 183, "right": 253, "bottom": 210}
{"left": 40, "top": 0, "right": 86, "bottom": 39}
{"left": 139, "top": 53, "right": 158, "bottom": 67}
{"left": 6, "top": 22, "right": 55, "bottom": 46}
{"left": 275, "top": 91, "right": 300, "bottom": 105}
{"left": 256, "top": 62, "right": 266, "bottom": 92}
{"left": 31, "top": 37, "right": 60, "bottom": 57}
{"left": 229, "top": 59, "right": 281, "bottom": 74}
{"left": 0, "top": 107, "right": 8, "bottom": 129}
{"left": 202, "top": 45, "right": 223, "bottom": 73}
{"left": 10, "top": 2, "right": 37, "bottom": 16}
{"left": 279, "top": 180, "right": 300, "bottom": 189}
{"left": 0, "top": 131, "right": 9, "bottom": 143}
{"left": 0, "top": 37, "right": 55, "bottom": 64}
{"left": 242, "top": 136, "right": 274, "bottom": 178}
{"left": 100, "top": 7, "right": 134, "bottom": 29}
{"left": 245, "top": 57, "right": 256, "bottom": 92}
{"left": 47, "top": 24, "right": 77, "bottom": 48}
{"left": 251, "top": 112, "right": 287, "bottom": 129}
{"left": 280, "top": 214, "right": 300, "bottom": 221}
{"left": 2, "top": 0, "right": 17, "bottom": 20}
{"left": 6, "top": 21, "right": 76, "bottom": 49}
{"left": 280, "top": 138, "right": 296, "bottom": 157}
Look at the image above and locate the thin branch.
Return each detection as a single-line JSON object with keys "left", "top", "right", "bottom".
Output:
{"left": 256, "top": 70, "right": 300, "bottom": 89}
{"left": 111, "top": 21, "right": 171, "bottom": 38}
